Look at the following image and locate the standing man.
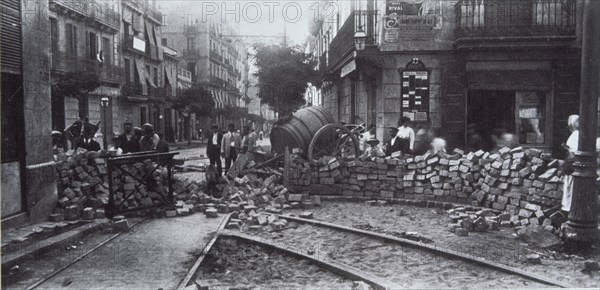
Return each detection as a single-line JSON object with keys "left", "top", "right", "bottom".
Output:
{"left": 118, "top": 122, "right": 136, "bottom": 153}
{"left": 385, "top": 127, "right": 402, "bottom": 156}
{"left": 221, "top": 123, "right": 241, "bottom": 173}
{"left": 207, "top": 124, "right": 223, "bottom": 176}
{"left": 140, "top": 123, "right": 159, "bottom": 151}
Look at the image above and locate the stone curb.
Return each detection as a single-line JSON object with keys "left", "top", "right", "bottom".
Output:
{"left": 277, "top": 214, "right": 574, "bottom": 289}
{"left": 1, "top": 219, "right": 109, "bottom": 269}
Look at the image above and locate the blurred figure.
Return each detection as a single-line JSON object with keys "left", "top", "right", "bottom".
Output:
{"left": 413, "top": 122, "right": 433, "bottom": 155}
{"left": 491, "top": 122, "right": 517, "bottom": 152}
{"left": 428, "top": 137, "right": 447, "bottom": 155}
{"left": 396, "top": 117, "right": 415, "bottom": 154}
{"left": 360, "top": 125, "right": 376, "bottom": 152}
{"left": 385, "top": 127, "right": 402, "bottom": 157}
{"left": 562, "top": 114, "right": 579, "bottom": 213}
{"left": 466, "top": 123, "right": 483, "bottom": 152}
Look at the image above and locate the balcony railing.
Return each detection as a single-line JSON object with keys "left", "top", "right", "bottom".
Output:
{"left": 327, "top": 10, "right": 379, "bottom": 70}
{"left": 182, "top": 49, "right": 201, "bottom": 58}
{"left": 88, "top": 2, "right": 120, "bottom": 30}
{"left": 50, "top": 0, "right": 90, "bottom": 16}
{"left": 455, "top": 0, "right": 577, "bottom": 39}
{"left": 122, "top": 0, "right": 161, "bottom": 23}
{"left": 50, "top": 0, "right": 120, "bottom": 31}
{"left": 51, "top": 51, "right": 123, "bottom": 84}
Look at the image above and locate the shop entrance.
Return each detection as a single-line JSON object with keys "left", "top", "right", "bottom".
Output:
{"left": 467, "top": 90, "right": 516, "bottom": 151}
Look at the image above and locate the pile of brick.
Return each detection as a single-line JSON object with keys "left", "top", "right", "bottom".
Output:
{"left": 52, "top": 149, "right": 173, "bottom": 221}
{"left": 53, "top": 149, "right": 111, "bottom": 221}
{"left": 288, "top": 147, "right": 564, "bottom": 219}
{"left": 109, "top": 159, "right": 171, "bottom": 210}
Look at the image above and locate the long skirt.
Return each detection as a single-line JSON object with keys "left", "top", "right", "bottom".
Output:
{"left": 562, "top": 174, "right": 573, "bottom": 212}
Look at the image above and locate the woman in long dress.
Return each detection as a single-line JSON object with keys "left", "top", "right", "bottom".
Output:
{"left": 562, "top": 115, "right": 579, "bottom": 212}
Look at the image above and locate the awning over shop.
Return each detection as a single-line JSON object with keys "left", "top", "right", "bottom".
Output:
{"left": 467, "top": 70, "right": 551, "bottom": 91}
{"left": 164, "top": 67, "right": 177, "bottom": 96}
{"left": 134, "top": 59, "right": 148, "bottom": 95}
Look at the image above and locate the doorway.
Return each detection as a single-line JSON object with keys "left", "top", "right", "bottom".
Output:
{"left": 467, "top": 90, "right": 515, "bottom": 151}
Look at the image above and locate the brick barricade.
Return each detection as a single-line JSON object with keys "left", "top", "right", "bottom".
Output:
{"left": 53, "top": 149, "right": 176, "bottom": 221}
{"left": 288, "top": 147, "right": 564, "bottom": 224}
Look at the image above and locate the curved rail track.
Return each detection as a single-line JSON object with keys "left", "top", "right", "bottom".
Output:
{"left": 182, "top": 214, "right": 574, "bottom": 289}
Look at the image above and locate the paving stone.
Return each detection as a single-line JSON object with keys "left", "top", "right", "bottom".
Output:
{"left": 205, "top": 208, "right": 218, "bottom": 218}
{"left": 165, "top": 210, "right": 178, "bottom": 217}
{"left": 299, "top": 212, "right": 313, "bottom": 219}
{"left": 81, "top": 207, "right": 95, "bottom": 220}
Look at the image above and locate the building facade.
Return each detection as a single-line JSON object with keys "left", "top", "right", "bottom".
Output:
{"left": 119, "top": 0, "right": 171, "bottom": 136}
{"left": 49, "top": 0, "right": 122, "bottom": 141}
{"left": 311, "top": 0, "right": 583, "bottom": 157}
{"left": 160, "top": 0, "right": 251, "bottom": 132}
{"left": 2, "top": 0, "right": 57, "bottom": 227}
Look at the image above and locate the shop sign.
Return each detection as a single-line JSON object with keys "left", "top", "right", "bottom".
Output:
{"left": 384, "top": 0, "right": 442, "bottom": 42}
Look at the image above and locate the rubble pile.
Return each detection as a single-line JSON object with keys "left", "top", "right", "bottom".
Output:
{"left": 53, "top": 149, "right": 173, "bottom": 221}
{"left": 287, "top": 147, "right": 565, "bottom": 219}
{"left": 169, "top": 172, "right": 321, "bottom": 228}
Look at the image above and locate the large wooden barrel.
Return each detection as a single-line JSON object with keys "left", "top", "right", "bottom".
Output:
{"left": 270, "top": 106, "right": 335, "bottom": 154}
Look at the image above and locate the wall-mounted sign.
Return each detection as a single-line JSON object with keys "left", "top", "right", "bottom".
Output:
{"left": 133, "top": 36, "right": 146, "bottom": 53}
{"left": 384, "top": 0, "right": 442, "bottom": 42}
{"left": 400, "top": 59, "right": 429, "bottom": 122}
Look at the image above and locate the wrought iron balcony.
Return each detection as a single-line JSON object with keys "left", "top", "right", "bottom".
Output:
{"left": 455, "top": 0, "right": 577, "bottom": 46}
{"left": 327, "top": 10, "right": 379, "bottom": 71}
{"left": 51, "top": 51, "right": 123, "bottom": 84}
{"left": 50, "top": 0, "right": 120, "bottom": 31}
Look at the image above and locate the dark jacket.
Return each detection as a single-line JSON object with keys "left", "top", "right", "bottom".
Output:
{"left": 118, "top": 133, "right": 138, "bottom": 153}
{"left": 73, "top": 136, "right": 101, "bottom": 152}
{"left": 206, "top": 132, "right": 223, "bottom": 157}
{"left": 385, "top": 136, "right": 403, "bottom": 157}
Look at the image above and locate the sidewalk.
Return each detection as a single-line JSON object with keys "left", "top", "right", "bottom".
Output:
{"left": 1, "top": 219, "right": 109, "bottom": 269}
{"left": 4, "top": 214, "right": 227, "bottom": 289}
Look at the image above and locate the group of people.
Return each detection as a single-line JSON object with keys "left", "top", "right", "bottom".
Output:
{"left": 206, "top": 123, "right": 258, "bottom": 176}
{"left": 359, "top": 117, "right": 446, "bottom": 160}
{"left": 51, "top": 119, "right": 169, "bottom": 155}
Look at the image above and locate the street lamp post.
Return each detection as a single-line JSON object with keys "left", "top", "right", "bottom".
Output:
{"left": 566, "top": 0, "right": 600, "bottom": 246}
{"left": 100, "top": 97, "right": 110, "bottom": 150}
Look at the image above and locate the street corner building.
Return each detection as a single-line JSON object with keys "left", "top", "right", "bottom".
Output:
{"left": 309, "top": 0, "right": 583, "bottom": 158}
{"left": 0, "top": 0, "right": 253, "bottom": 228}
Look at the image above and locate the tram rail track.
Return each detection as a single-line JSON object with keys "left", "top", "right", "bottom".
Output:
{"left": 182, "top": 213, "right": 574, "bottom": 289}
